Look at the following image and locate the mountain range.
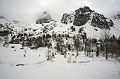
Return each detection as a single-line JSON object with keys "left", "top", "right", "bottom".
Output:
{"left": 0, "top": 6, "right": 120, "bottom": 42}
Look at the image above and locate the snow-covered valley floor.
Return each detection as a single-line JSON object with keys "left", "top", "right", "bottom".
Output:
{"left": 0, "top": 44, "right": 120, "bottom": 79}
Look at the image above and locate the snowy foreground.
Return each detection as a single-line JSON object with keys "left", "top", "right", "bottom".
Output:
{"left": 0, "top": 44, "right": 120, "bottom": 79}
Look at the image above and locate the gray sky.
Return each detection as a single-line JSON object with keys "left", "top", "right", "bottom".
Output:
{"left": 0, "top": 0, "right": 120, "bottom": 23}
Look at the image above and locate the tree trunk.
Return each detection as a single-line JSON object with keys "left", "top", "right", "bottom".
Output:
{"left": 106, "top": 44, "right": 108, "bottom": 60}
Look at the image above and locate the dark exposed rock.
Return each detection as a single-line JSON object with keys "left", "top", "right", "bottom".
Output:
{"left": 16, "top": 64, "right": 25, "bottom": 66}
{"left": 73, "top": 6, "right": 93, "bottom": 26}
{"left": 91, "top": 12, "right": 113, "bottom": 29}
{"left": 11, "top": 46, "right": 15, "bottom": 48}
{"left": 61, "top": 12, "right": 74, "bottom": 24}
{"left": 0, "top": 30, "right": 11, "bottom": 36}
{"left": 73, "top": 13, "right": 90, "bottom": 26}
{"left": 0, "top": 23, "right": 12, "bottom": 36}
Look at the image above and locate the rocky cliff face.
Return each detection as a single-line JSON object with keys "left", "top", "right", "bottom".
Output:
{"left": 61, "top": 6, "right": 113, "bottom": 29}
{"left": 91, "top": 12, "right": 113, "bottom": 29}
{"left": 73, "top": 6, "right": 93, "bottom": 26}
{"left": 61, "top": 12, "right": 75, "bottom": 24}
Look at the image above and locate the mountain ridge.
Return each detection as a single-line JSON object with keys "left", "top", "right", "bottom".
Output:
{"left": 0, "top": 6, "right": 120, "bottom": 40}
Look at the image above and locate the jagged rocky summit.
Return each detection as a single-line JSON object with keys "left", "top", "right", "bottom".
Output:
{"left": 61, "top": 6, "right": 113, "bottom": 29}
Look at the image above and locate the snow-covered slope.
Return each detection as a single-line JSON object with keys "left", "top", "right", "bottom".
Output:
{"left": 110, "top": 12, "right": 120, "bottom": 38}
{"left": 0, "top": 44, "right": 120, "bottom": 79}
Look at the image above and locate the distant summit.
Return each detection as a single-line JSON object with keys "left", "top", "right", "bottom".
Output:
{"left": 36, "top": 11, "right": 52, "bottom": 24}
{"left": 112, "top": 11, "right": 120, "bottom": 20}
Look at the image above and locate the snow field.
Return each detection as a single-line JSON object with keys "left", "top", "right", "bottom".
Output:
{"left": 0, "top": 44, "right": 120, "bottom": 79}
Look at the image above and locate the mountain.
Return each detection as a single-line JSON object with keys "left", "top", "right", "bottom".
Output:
{"left": 61, "top": 6, "right": 113, "bottom": 29}
{"left": 0, "top": 6, "right": 120, "bottom": 60}
{"left": 60, "top": 6, "right": 116, "bottom": 39}
{"left": 0, "top": 6, "right": 120, "bottom": 44}
{"left": 36, "top": 11, "right": 53, "bottom": 24}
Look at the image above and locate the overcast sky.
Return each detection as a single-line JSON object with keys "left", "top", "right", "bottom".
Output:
{"left": 0, "top": 0, "right": 120, "bottom": 23}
